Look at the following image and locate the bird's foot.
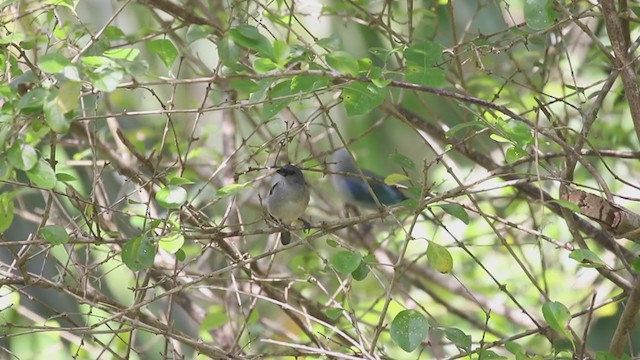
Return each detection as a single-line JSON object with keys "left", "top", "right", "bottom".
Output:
{"left": 298, "top": 218, "right": 311, "bottom": 233}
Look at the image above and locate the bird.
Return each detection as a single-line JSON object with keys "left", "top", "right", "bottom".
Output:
{"left": 328, "top": 148, "right": 407, "bottom": 210}
{"left": 266, "top": 164, "right": 311, "bottom": 245}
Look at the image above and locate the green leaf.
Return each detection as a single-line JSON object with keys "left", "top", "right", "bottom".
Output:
{"left": 272, "top": 39, "right": 290, "bottom": 64}
{"left": 200, "top": 306, "right": 229, "bottom": 331}
{"left": 490, "top": 134, "right": 512, "bottom": 143}
{"left": 156, "top": 185, "right": 187, "bottom": 209}
{"left": 8, "top": 142, "right": 38, "bottom": 171}
{"left": 342, "top": 82, "right": 386, "bottom": 116}
{"left": 26, "top": 159, "right": 58, "bottom": 189}
{"left": 40, "top": 225, "right": 69, "bottom": 245}
{"left": 427, "top": 241, "right": 453, "bottom": 274}
{"left": 542, "top": 301, "right": 572, "bottom": 340}
{"left": 331, "top": 251, "right": 362, "bottom": 274}
{"left": 505, "top": 341, "right": 526, "bottom": 356}
{"left": 444, "top": 327, "right": 472, "bottom": 350}
{"left": 148, "top": 39, "right": 179, "bottom": 68}
{"left": 169, "top": 176, "right": 195, "bottom": 186}
{"left": 434, "top": 203, "right": 469, "bottom": 224}
{"left": 524, "top": 0, "right": 559, "bottom": 30}
{"left": 103, "top": 26, "right": 125, "bottom": 40}
{"left": 390, "top": 153, "right": 416, "bottom": 171}
{"left": 55, "top": 81, "right": 81, "bottom": 113}
{"left": 0, "top": 192, "right": 15, "bottom": 234}
{"left": 159, "top": 232, "right": 185, "bottom": 254}
{"left": 445, "top": 121, "right": 483, "bottom": 138}
{"left": 404, "top": 41, "right": 444, "bottom": 67}
{"left": 56, "top": 173, "right": 77, "bottom": 182}
{"left": 253, "top": 57, "right": 279, "bottom": 73}
{"left": 218, "top": 35, "right": 240, "bottom": 67}
{"left": 44, "top": 95, "right": 71, "bottom": 134}
{"left": 404, "top": 66, "right": 445, "bottom": 87}
{"left": 37, "top": 53, "right": 72, "bottom": 73}
{"left": 351, "top": 261, "right": 370, "bottom": 281}
{"left": 505, "top": 146, "right": 528, "bottom": 163}
{"left": 569, "top": 249, "right": 606, "bottom": 268}
{"left": 0, "top": 32, "right": 24, "bottom": 45}
{"left": 230, "top": 79, "right": 259, "bottom": 94}
{"left": 17, "top": 88, "right": 48, "bottom": 113}
{"left": 384, "top": 173, "right": 410, "bottom": 186}
{"left": 44, "top": 0, "right": 76, "bottom": 12}
{"left": 92, "top": 69, "right": 124, "bottom": 92}
{"left": 186, "top": 25, "right": 214, "bottom": 43}
{"left": 324, "top": 307, "right": 343, "bottom": 320}
{"left": 103, "top": 48, "right": 140, "bottom": 61}
{"left": 477, "top": 349, "right": 508, "bottom": 359}
{"left": 290, "top": 75, "right": 330, "bottom": 93}
{"left": 80, "top": 56, "right": 115, "bottom": 67}
{"left": 325, "top": 239, "right": 339, "bottom": 248}
{"left": 325, "top": 51, "right": 359, "bottom": 76}
{"left": 229, "top": 25, "right": 273, "bottom": 59}
{"left": 262, "top": 80, "right": 293, "bottom": 120}
{"left": 121, "top": 235, "right": 155, "bottom": 271}
{"left": 216, "top": 182, "right": 250, "bottom": 197}
{"left": 631, "top": 258, "right": 640, "bottom": 273}
{"left": 390, "top": 310, "right": 429, "bottom": 352}
{"left": 595, "top": 351, "right": 633, "bottom": 360}
{"left": 175, "top": 248, "right": 186, "bottom": 261}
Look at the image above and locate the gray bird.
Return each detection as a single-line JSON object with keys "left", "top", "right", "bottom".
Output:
{"left": 266, "top": 164, "right": 310, "bottom": 245}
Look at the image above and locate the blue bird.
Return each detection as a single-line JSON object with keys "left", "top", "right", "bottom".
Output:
{"left": 328, "top": 148, "right": 407, "bottom": 209}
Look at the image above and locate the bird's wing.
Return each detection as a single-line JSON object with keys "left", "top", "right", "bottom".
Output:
{"left": 269, "top": 181, "right": 279, "bottom": 196}
{"left": 342, "top": 169, "right": 406, "bottom": 206}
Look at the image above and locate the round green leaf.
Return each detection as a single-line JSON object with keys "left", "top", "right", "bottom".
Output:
{"left": 0, "top": 193, "right": 15, "bottom": 234}
{"left": 200, "top": 306, "right": 228, "bottom": 331}
{"left": 324, "top": 307, "right": 343, "bottom": 320}
{"left": 216, "top": 182, "right": 250, "bottom": 197}
{"left": 8, "top": 142, "right": 38, "bottom": 171}
{"left": 40, "top": 225, "right": 69, "bottom": 245}
{"left": 37, "top": 53, "right": 72, "bottom": 73}
{"left": 16, "top": 88, "right": 48, "bottom": 113}
{"left": 325, "top": 51, "right": 359, "bottom": 76}
{"left": 390, "top": 310, "right": 429, "bottom": 352}
{"left": 524, "top": 0, "right": 559, "bottom": 30}
{"left": 44, "top": 96, "right": 71, "bottom": 134}
{"left": 427, "top": 241, "right": 453, "bottom": 273}
{"left": 341, "top": 82, "right": 386, "bottom": 116}
{"left": 331, "top": 251, "right": 362, "bottom": 274}
{"left": 229, "top": 25, "right": 273, "bottom": 59}
{"left": 148, "top": 39, "right": 178, "bottom": 68}
{"left": 384, "top": 173, "right": 410, "bottom": 186}
{"left": 404, "top": 66, "right": 445, "bottom": 87}
{"left": 155, "top": 185, "right": 187, "bottom": 209}
{"left": 404, "top": 41, "right": 444, "bottom": 67}
{"left": 542, "top": 301, "right": 572, "bottom": 340}
{"left": 444, "top": 327, "right": 472, "bottom": 350}
{"left": 103, "top": 48, "right": 140, "bottom": 61}
{"left": 569, "top": 249, "right": 606, "bottom": 268}
{"left": 26, "top": 159, "right": 57, "bottom": 189}
{"left": 218, "top": 35, "right": 240, "bottom": 67}
{"left": 351, "top": 261, "right": 370, "bottom": 281}
{"left": 434, "top": 203, "right": 469, "bottom": 224}
{"left": 253, "top": 57, "right": 279, "bottom": 73}
{"left": 159, "top": 232, "right": 184, "bottom": 254}
{"left": 390, "top": 153, "right": 416, "bottom": 170}
{"left": 56, "top": 81, "right": 81, "bottom": 113}
{"left": 122, "top": 235, "right": 155, "bottom": 271}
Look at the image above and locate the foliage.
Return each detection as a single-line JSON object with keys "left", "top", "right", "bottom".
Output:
{"left": 0, "top": 0, "right": 639, "bottom": 358}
